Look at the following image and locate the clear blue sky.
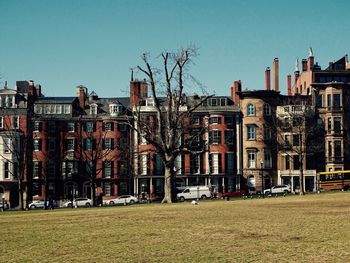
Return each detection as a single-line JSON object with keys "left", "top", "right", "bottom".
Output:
{"left": 1, "top": 0, "right": 350, "bottom": 97}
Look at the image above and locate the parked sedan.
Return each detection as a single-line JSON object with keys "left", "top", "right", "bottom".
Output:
{"left": 63, "top": 198, "right": 92, "bottom": 208}
{"left": 104, "top": 195, "right": 138, "bottom": 206}
{"left": 28, "top": 200, "right": 58, "bottom": 209}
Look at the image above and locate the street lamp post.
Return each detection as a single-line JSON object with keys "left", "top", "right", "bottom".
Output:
{"left": 260, "top": 160, "right": 264, "bottom": 198}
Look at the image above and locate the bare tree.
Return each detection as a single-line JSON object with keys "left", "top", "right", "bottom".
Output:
{"left": 131, "top": 47, "right": 211, "bottom": 203}
{"left": 274, "top": 97, "right": 324, "bottom": 195}
{"left": 0, "top": 110, "right": 31, "bottom": 210}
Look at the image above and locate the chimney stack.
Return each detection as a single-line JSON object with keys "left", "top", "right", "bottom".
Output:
{"left": 231, "top": 80, "right": 242, "bottom": 105}
{"left": 302, "top": 59, "right": 307, "bottom": 72}
{"left": 35, "top": 84, "right": 41, "bottom": 97}
{"left": 265, "top": 67, "right": 271, "bottom": 91}
{"left": 287, "top": 75, "right": 292, "bottom": 96}
{"left": 308, "top": 47, "right": 314, "bottom": 71}
{"left": 273, "top": 58, "right": 279, "bottom": 92}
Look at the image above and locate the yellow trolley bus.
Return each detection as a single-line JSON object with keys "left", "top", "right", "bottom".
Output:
{"left": 318, "top": 170, "right": 350, "bottom": 191}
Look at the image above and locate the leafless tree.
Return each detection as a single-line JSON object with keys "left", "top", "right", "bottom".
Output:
{"left": 131, "top": 47, "right": 211, "bottom": 203}
{"left": 274, "top": 96, "right": 324, "bottom": 195}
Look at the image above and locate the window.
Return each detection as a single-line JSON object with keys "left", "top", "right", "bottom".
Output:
{"left": 293, "top": 116, "right": 303, "bottom": 127}
{"left": 65, "top": 138, "right": 75, "bottom": 151}
{"left": 293, "top": 155, "right": 300, "bottom": 170}
{"left": 316, "top": 95, "right": 323, "bottom": 108}
{"left": 56, "top": 105, "right": 62, "bottom": 114}
{"left": 4, "top": 161, "right": 9, "bottom": 179}
{"left": 109, "top": 104, "right": 122, "bottom": 115}
{"left": 62, "top": 161, "right": 77, "bottom": 179}
{"left": 226, "top": 153, "right": 235, "bottom": 174}
{"left": 66, "top": 122, "right": 75, "bottom": 132}
{"left": 64, "top": 105, "right": 71, "bottom": 114}
{"left": 103, "top": 161, "right": 113, "bottom": 178}
{"left": 293, "top": 134, "right": 301, "bottom": 146}
{"left": 209, "top": 130, "right": 222, "bottom": 144}
{"left": 140, "top": 155, "right": 148, "bottom": 175}
{"left": 190, "top": 154, "right": 201, "bottom": 174}
{"left": 0, "top": 117, "right": 3, "bottom": 128}
{"left": 3, "top": 138, "right": 11, "bottom": 153}
{"left": 284, "top": 135, "right": 290, "bottom": 146}
{"left": 328, "top": 141, "right": 332, "bottom": 159}
{"left": 263, "top": 104, "right": 271, "bottom": 116}
{"left": 327, "top": 117, "right": 332, "bottom": 132}
{"left": 210, "top": 153, "right": 222, "bottom": 174}
{"left": 264, "top": 150, "right": 272, "bottom": 168}
{"left": 285, "top": 155, "right": 290, "bottom": 170}
{"left": 33, "top": 139, "right": 42, "bottom": 151}
{"left": 32, "top": 182, "right": 42, "bottom": 196}
{"left": 247, "top": 104, "right": 255, "bottom": 116}
{"left": 46, "top": 161, "right": 55, "bottom": 179}
{"left": 118, "top": 123, "right": 128, "bottom": 132}
{"left": 334, "top": 117, "right": 341, "bottom": 133}
{"left": 146, "top": 98, "right": 155, "bottom": 107}
{"left": 247, "top": 150, "right": 256, "bottom": 168}
{"left": 224, "top": 116, "right": 234, "bottom": 125}
{"left": 103, "top": 122, "right": 114, "bottom": 131}
{"left": 84, "top": 122, "right": 95, "bottom": 132}
{"left": 224, "top": 130, "right": 234, "bottom": 145}
{"left": 33, "top": 161, "right": 42, "bottom": 179}
{"left": 90, "top": 104, "right": 98, "bottom": 115}
{"left": 247, "top": 125, "right": 256, "bottom": 140}
{"left": 13, "top": 116, "right": 19, "bottom": 129}
{"left": 192, "top": 115, "right": 200, "bottom": 125}
{"left": 48, "top": 138, "right": 55, "bottom": 151}
{"left": 103, "top": 182, "right": 112, "bottom": 196}
{"left": 263, "top": 126, "right": 271, "bottom": 140}
{"left": 103, "top": 138, "right": 114, "bottom": 150}
{"left": 33, "top": 121, "right": 42, "bottom": 132}
{"left": 334, "top": 140, "right": 342, "bottom": 158}
{"left": 333, "top": 94, "right": 341, "bottom": 109}
{"left": 209, "top": 117, "right": 221, "bottom": 124}
{"left": 84, "top": 138, "right": 94, "bottom": 151}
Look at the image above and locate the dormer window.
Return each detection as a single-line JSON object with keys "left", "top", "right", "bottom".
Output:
{"left": 146, "top": 98, "right": 155, "bottom": 107}
{"left": 90, "top": 104, "right": 98, "bottom": 115}
{"left": 109, "top": 104, "right": 122, "bottom": 117}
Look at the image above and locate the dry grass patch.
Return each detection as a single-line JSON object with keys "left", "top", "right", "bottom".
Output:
{"left": 0, "top": 192, "right": 349, "bottom": 262}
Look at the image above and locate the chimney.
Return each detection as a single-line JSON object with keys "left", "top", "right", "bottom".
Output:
{"left": 129, "top": 80, "right": 148, "bottom": 107}
{"left": 265, "top": 67, "right": 271, "bottom": 91}
{"left": 302, "top": 59, "right": 307, "bottom": 72}
{"left": 35, "top": 84, "right": 41, "bottom": 97}
{"left": 76, "top": 86, "right": 87, "bottom": 109}
{"left": 287, "top": 75, "right": 292, "bottom": 96}
{"left": 273, "top": 58, "right": 279, "bottom": 92}
{"left": 308, "top": 47, "right": 314, "bottom": 71}
{"left": 231, "top": 80, "right": 241, "bottom": 105}
{"left": 28, "top": 80, "right": 35, "bottom": 95}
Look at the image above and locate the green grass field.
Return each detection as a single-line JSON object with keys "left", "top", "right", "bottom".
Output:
{"left": 0, "top": 192, "right": 349, "bottom": 263}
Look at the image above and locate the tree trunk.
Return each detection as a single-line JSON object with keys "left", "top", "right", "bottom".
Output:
{"left": 18, "top": 183, "right": 24, "bottom": 210}
{"left": 299, "top": 155, "right": 305, "bottom": 195}
{"left": 161, "top": 167, "right": 172, "bottom": 203}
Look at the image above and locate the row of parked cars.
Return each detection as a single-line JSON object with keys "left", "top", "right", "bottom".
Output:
{"left": 27, "top": 195, "right": 139, "bottom": 209}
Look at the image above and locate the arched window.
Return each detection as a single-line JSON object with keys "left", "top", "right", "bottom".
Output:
{"left": 263, "top": 103, "right": 271, "bottom": 116}
{"left": 247, "top": 104, "right": 255, "bottom": 116}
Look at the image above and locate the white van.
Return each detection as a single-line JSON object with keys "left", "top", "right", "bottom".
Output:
{"left": 177, "top": 186, "right": 211, "bottom": 201}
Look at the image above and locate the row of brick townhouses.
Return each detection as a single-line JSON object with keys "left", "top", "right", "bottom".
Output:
{"left": 1, "top": 51, "right": 350, "bottom": 207}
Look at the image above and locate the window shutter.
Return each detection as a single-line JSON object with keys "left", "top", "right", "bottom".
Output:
{"left": 39, "top": 139, "right": 42, "bottom": 151}
{"left": 209, "top": 131, "right": 213, "bottom": 144}
{"left": 110, "top": 122, "right": 114, "bottom": 131}
{"left": 218, "top": 131, "right": 222, "bottom": 144}
{"left": 218, "top": 154, "right": 222, "bottom": 173}
{"left": 102, "top": 139, "right": 106, "bottom": 150}
{"left": 39, "top": 122, "right": 42, "bottom": 132}
{"left": 111, "top": 139, "right": 114, "bottom": 149}
{"left": 102, "top": 123, "right": 106, "bottom": 131}
{"left": 209, "top": 154, "right": 213, "bottom": 174}
{"left": 111, "top": 161, "right": 114, "bottom": 178}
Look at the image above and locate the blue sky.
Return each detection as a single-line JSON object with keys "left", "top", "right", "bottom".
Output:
{"left": 1, "top": 0, "right": 350, "bottom": 97}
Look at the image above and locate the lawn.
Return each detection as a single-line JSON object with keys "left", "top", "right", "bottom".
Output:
{"left": 0, "top": 192, "right": 349, "bottom": 263}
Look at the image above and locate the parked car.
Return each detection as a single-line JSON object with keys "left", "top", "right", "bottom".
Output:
{"left": 104, "top": 195, "right": 138, "bottom": 206}
{"left": 63, "top": 198, "right": 92, "bottom": 208}
{"left": 28, "top": 200, "right": 58, "bottom": 209}
{"left": 177, "top": 186, "right": 211, "bottom": 201}
{"left": 264, "top": 185, "right": 291, "bottom": 195}
{"left": 342, "top": 184, "right": 350, "bottom": 191}
{"left": 0, "top": 199, "right": 9, "bottom": 210}
{"left": 222, "top": 189, "right": 248, "bottom": 198}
